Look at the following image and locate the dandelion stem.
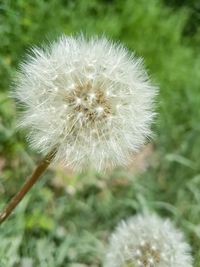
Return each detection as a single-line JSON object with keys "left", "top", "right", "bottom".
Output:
{"left": 0, "top": 149, "right": 56, "bottom": 225}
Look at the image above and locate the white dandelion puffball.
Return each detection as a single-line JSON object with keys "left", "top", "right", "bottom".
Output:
{"left": 14, "top": 35, "right": 157, "bottom": 171}
{"left": 104, "top": 214, "right": 193, "bottom": 267}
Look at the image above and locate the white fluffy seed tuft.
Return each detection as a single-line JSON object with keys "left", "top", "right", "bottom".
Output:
{"left": 103, "top": 214, "right": 193, "bottom": 267}
{"left": 14, "top": 35, "right": 157, "bottom": 171}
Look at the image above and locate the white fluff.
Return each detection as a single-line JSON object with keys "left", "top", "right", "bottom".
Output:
{"left": 104, "top": 214, "right": 193, "bottom": 267}
{"left": 14, "top": 35, "right": 157, "bottom": 171}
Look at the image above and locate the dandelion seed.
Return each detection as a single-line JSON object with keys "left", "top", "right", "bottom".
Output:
{"left": 14, "top": 35, "right": 157, "bottom": 171}
{"left": 104, "top": 214, "right": 193, "bottom": 267}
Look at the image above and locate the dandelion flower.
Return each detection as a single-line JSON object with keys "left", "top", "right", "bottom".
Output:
{"left": 104, "top": 214, "right": 192, "bottom": 267}
{"left": 14, "top": 35, "right": 156, "bottom": 171}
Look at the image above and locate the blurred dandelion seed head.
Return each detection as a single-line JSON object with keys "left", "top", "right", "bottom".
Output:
{"left": 104, "top": 214, "right": 193, "bottom": 267}
{"left": 14, "top": 35, "right": 157, "bottom": 171}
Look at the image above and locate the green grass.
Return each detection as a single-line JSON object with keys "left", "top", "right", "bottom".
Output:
{"left": 0, "top": 0, "right": 200, "bottom": 266}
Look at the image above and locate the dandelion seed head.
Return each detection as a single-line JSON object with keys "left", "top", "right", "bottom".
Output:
{"left": 104, "top": 214, "right": 193, "bottom": 267}
{"left": 14, "top": 35, "right": 157, "bottom": 171}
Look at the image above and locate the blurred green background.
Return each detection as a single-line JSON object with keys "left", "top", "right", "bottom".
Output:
{"left": 0, "top": 0, "right": 200, "bottom": 266}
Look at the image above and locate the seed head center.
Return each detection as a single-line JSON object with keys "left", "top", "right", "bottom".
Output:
{"left": 66, "top": 81, "right": 113, "bottom": 123}
{"left": 135, "top": 242, "right": 161, "bottom": 267}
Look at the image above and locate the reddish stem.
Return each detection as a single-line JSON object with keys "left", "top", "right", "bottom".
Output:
{"left": 0, "top": 150, "right": 55, "bottom": 225}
